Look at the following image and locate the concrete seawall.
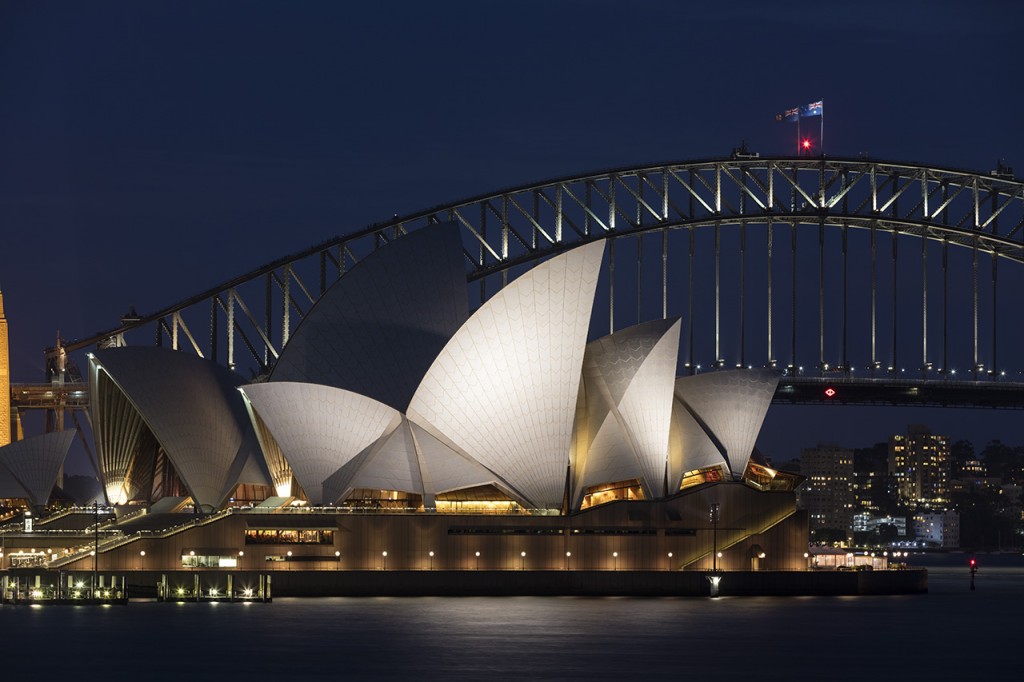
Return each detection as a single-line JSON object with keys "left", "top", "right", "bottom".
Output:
{"left": 133, "top": 569, "right": 927, "bottom": 597}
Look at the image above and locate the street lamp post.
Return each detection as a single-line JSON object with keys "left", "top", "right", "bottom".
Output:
{"left": 565, "top": 551, "right": 571, "bottom": 571}
{"left": 139, "top": 550, "right": 145, "bottom": 571}
{"left": 428, "top": 551, "right": 434, "bottom": 570}
{"left": 710, "top": 503, "right": 720, "bottom": 572}
{"left": 612, "top": 551, "right": 619, "bottom": 571}
{"left": 474, "top": 551, "right": 480, "bottom": 570}
{"left": 189, "top": 550, "right": 197, "bottom": 600}
{"left": 93, "top": 502, "right": 100, "bottom": 598}
{"left": 382, "top": 551, "right": 388, "bottom": 570}
{"left": 520, "top": 551, "right": 526, "bottom": 570}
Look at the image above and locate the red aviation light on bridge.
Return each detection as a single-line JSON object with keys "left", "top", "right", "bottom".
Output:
{"left": 802, "top": 139, "right": 812, "bottom": 150}
{"left": 824, "top": 387, "right": 837, "bottom": 398}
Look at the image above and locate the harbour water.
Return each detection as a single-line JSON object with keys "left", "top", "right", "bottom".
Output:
{"left": 2, "top": 554, "right": 1019, "bottom": 680}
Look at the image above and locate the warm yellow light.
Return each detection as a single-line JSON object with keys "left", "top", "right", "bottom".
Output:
{"left": 104, "top": 484, "right": 128, "bottom": 506}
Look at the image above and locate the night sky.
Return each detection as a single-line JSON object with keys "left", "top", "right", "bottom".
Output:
{"left": 2, "top": 1, "right": 1023, "bottom": 473}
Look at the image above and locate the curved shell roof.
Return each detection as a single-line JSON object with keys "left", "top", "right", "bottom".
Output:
{"left": 91, "top": 347, "right": 260, "bottom": 510}
{"left": 408, "top": 240, "right": 605, "bottom": 509}
{"left": 672, "top": 368, "right": 779, "bottom": 478}
{"left": 574, "top": 319, "right": 681, "bottom": 508}
{"left": 0, "top": 430, "right": 75, "bottom": 506}
{"left": 269, "top": 223, "right": 468, "bottom": 412}
{"left": 240, "top": 381, "right": 401, "bottom": 504}
{"left": 667, "top": 399, "right": 727, "bottom": 490}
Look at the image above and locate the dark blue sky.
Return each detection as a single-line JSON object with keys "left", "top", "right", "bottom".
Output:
{"left": 2, "top": 1, "right": 1022, "bottom": 470}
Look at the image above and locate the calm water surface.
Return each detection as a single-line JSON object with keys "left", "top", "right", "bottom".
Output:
{"left": 2, "top": 554, "right": 1019, "bottom": 680}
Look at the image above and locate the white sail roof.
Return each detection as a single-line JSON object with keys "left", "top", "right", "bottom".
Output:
{"left": 240, "top": 381, "right": 400, "bottom": 504}
{"left": 573, "top": 319, "right": 680, "bottom": 508}
{"left": 667, "top": 399, "right": 727, "bottom": 491}
{"left": 0, "top": 430, "right": 75, "bottom": 506}
{"left": 408, "top": 421, "right": 501, "bottom": 497}
{"left": 91, "top": 348, "right": 260, "bottom": 510}
{"left": 270, "top": 223, "right": 468, "bottom": 412}
{"left": 672, "top": 369, "right": 779, "bottom": 478}
{"left": 408, "top": 241, "right": 605, "bottom": 509}
{"left": 321, "top": 418, "right": 422, "bottom": 503}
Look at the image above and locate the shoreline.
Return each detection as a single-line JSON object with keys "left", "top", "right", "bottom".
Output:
{"left": 13, "top": 568, "right": 925, "bottom": 599}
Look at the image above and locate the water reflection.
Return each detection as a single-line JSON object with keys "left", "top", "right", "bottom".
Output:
{"left": 1, "top": 558, "right": 1021, "bottom": 680}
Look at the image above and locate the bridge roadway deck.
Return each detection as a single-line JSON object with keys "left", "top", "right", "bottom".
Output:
{"left": 776, "top": 376, "right": 1024, "bottom": 409}
{"left": 10, "top": 383, "right": 88, "bottom": 410}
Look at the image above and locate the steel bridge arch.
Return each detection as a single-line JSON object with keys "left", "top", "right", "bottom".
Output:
{"left": 53, "top": 155, "right": 1024, "bottom": 386}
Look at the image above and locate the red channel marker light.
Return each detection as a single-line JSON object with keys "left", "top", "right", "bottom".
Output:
{"left": 970, "top": 559, "right": 976, "bottom": 567}
{"left": 824, "top": 387, "right": 837, "bottom": 398}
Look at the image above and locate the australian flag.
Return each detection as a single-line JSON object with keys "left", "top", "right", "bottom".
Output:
{"left": 775, "top": 107, "right": 800, "bottom": 123}
{"left": 800, "top": 100, "right": 823, "bottom": 118}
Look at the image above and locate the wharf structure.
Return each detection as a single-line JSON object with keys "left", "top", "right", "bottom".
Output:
{"left": 1, "top": 227, "right": 823, "bottom": 594}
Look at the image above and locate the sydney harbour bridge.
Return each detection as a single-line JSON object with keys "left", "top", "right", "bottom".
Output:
{"left": 15, "top": 153, "right": 1024, "bottom": 437}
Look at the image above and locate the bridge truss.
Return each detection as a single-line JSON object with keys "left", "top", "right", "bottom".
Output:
{"left": 52, "top": 155, "right": 1024, "bottom": 393}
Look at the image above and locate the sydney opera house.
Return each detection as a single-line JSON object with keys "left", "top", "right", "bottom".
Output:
{"left": 6, "top": 225, "right": 807, "bottom": 577}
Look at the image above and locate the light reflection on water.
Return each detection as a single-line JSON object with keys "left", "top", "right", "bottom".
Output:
{"left": 1, "top": 558, "right": 1020, "bottom": 680}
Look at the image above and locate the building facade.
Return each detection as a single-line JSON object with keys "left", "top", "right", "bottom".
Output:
{"left": 889, "top": 425, "right": 951, "bottom": 508}
{"left": 797, "top": 444, "right": 855, "bottom": 539}
{"left": 46, "top": 227, "right": 809, "bottom": 575}
{"left": 913, "top": 510, "right": 960, "bottom": 548}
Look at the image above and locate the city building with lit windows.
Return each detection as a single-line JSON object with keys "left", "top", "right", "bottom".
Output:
{"left": 889, "top": 425, "right": 951, "bottom": 508}
{"left": 913, "top": 510, "right": 960, "bottom": 548}
{"left": 12, "top": 227, "right": 808, "bottom": 578}
{"left": 797, "top": 444, "right": 855, "bottom": 539}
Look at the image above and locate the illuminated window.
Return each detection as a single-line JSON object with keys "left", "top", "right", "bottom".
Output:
{"left": 435, "top": 485, "right": 523, "bottom": 514}
{"left": 244, "top": 529, "right": 335, "bottom": 545}
{"left": 580, "top": 479, "right": 644, "bottom": 510}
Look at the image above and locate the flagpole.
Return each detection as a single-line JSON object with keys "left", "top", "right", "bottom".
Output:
{"left": 820, "top": 101, "right": 825, "bottom": 156}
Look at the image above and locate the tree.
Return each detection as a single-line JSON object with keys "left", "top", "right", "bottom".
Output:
{"left": 951, "top": 439, "right": 975, "bottom": 477}
{"left": 981, "top": 440, "right": 1018, "bottom": 481}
